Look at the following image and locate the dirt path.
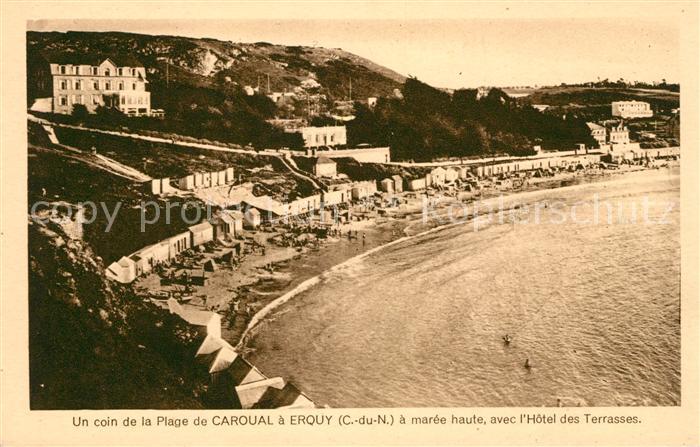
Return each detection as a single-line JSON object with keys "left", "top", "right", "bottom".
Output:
{"left": 30, "top": 114, "right": 323, "bottom": 190}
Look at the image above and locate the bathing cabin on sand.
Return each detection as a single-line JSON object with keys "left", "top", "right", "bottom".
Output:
{"left": 391, "top": 175, "right": 404, "bottom": 192}
{"left": 167, "top": 298, "right": 222, "bottom": 339}
{"left": 188, "top": 221, "right": 214, "bottom": 247}
{"left": 380, "top": 178, "right": 395, "bottom": 193}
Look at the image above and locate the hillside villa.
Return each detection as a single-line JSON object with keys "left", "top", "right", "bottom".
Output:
{"left": 29, "top": 55, "right": 162, "bottom": 117}
{"left": 611, "top": 100, "right": 653, "bottom": 119}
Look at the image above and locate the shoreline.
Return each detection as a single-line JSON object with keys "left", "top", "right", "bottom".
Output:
{"left": 235, "top": 163, "right": 679, "bottom": 351}
{"left": 134, "top": 162, "right": 678, "bottom": 354}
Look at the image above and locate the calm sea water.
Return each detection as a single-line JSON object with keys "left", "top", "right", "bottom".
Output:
{"left": 248, "top": 170, "right": 680, "bottom": 407}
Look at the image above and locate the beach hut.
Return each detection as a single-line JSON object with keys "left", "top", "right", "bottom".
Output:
{"left": 194, "top": 173, "right": 204, "bottom": 188}
{"left": 430, "top": 167, "right": 447, "bottom": 186}
{"left": 444, "top": 168, "right": 459, "bottom": 183}
{"left": 252, "top": 382, "right": 315, "bottom": 409}
{"left": 458, "top": 166, "right": 469, "bottom": 180}
{"left": 202, "top": 172, "right": 212, "bottom": 188}
{"left": 131, "top": 244, "right": 159, "bottom": 275}
{"left": 178, "top": 175, "right": 195, "bottom": 190}
{"left": 152, "top": 240, "right": 171, "bottom": 264}
{"left": 244, "top": 208, "right": 261, "bottom": 229}
{"left": 228, "top": 211, "right": 244, "bottom": 236}
{"left": 209, "top": 354, "right": 268, "bottom": 407}
{"left": 161, "top": 178, "right": 173, "bottom": 193}
{"left": 168, "top": 298, "right": 221, "bottom": 339}
{"left": 150, "top": 179, "right": 162, "bottom": 195}
{"left": 210, "top": 172, "right": 220, "bottom": 187}
{"left": 217, "top": 170, "right": 227, "bottom": 185}
{"left": 189, "top": 221, "right": 214, "bottom": 247}
{"left": 321, "top": 190, "right": 342, "bottom": 207}
{"left": 195, "top": 336, "right": 238, "bottom": 374}
{"left": 225, "top": 167, "right": 235, "bottom": 183}
{"left": 168, "top": 231, "right": 191, "bottom": 258}
{"left": 236, "top": 377, "right": 286, "bottom": 409}
{"left": 391, "top": 175, "right": 404, "bottom": 193}
{"left": 105, "top": 256, "right": 137, "bottom": 283}
{"left": 408, "top": 178, "right": 426, "bottom": 191}
{"left": 210, "top": 212, "right": 236, "bottom": 240}
{"left": 380, "top": 178, "right": 394, "bottom": 193}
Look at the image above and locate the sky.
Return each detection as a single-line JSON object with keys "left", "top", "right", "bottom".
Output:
{"left": 28, "top": 18, "right": 680, "bottom": 89}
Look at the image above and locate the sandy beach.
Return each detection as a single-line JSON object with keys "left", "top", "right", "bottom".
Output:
{"left": 133, "top": 162, "right": 676, "bottom": 352}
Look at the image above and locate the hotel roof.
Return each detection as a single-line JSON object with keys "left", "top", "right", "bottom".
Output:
{"left": 47, "top": 54, "right": 145, "bottom": 67}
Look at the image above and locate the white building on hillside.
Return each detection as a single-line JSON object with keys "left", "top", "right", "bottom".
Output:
{"left": 48, "top": 56, "right": 153, "bottom": 116}
{"left": 586, "top": 122, "right": 607, "bottom": 147}
{"left": 313, "top": 156, "right": 337, "bottom": 177}
{"left": 611, "top": 101, "right": 653, "bottom": 119}
{"left": 298, "top": 126, "right": 347, "bottom": 148}
{"left": 608, "top": 122, "right": 630, "bottom": 145}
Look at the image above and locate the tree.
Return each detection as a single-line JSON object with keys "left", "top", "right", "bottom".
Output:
{"left": 71, "top": 104, "right": 90, "bottom": 122}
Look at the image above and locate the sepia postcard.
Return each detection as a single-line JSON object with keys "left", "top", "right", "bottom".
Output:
{"left": 1, "top": 1, "right": 699, "bottom": 445}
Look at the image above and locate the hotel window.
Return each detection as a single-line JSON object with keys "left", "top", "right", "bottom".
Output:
{"left": 91, "top": 67, "right": 98, "bottom": 75}
{"left": 119, "top": 82, "right": 124, "bottom": 90}
{"left": 105, "top": 81, "right": 111, "bottom": 90}
{"left": 78, "top": 95, "right": 84, "bottom": 105}
{"left": 92, "top": 95, "right": 100, "bottom": 105}
{"left": 131, "top": 68, "right": 136, "bottom": 76}
{"left": 118, "top": 68, "right": 123, "bottom": 76}
{"left": 60, "top": 80, "right": 67, "bottom": 90}
{"left": 59, "top": 96, "right": 67, "bottom": 106}
{"left": 93, "top": 81, "right": 99, "bottom": 90}
{"left": 132, "top": 82, "right": 136, "bottom": 90}
{"left": 121, "top": 97, "right": 126, "bottom": 105}
{"left": 73, "top": 66, "right": 80, "bottom": 75}
{"left": 104, "top": 68, "right": 111, "bottom": 76}
{"left": 75, "top": 80, "right": 82, "bottom": 90}
{"left": 60, "top": 66, "right": 66, "bottom": 74}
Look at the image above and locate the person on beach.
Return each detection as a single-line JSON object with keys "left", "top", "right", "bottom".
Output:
{"left": 524, "top": 358, "right": 532, "bottom": 369}
{"left": 503, "top": 334, "right": 512, "bottom": 345}
{"left": 362, "top": 233, "right": 366, "bottom": 246}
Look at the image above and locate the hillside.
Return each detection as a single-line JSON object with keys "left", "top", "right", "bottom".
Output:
{"left": 27, "top": 31, "right": 405, "bottom": 102}
{"left": 28, "top": 31, "right": 597, "bottom": 159}
{"left": 347, "top": 79, "right": 596, "bottom": 161}
{"left": 27, "top": 31, "right": 405, "bottom": 149}
{"left": 518, "top": 86, "right": 680, "bottom": 121}
{"left": 29, "top": 218, "right": 208, "bottom": 409}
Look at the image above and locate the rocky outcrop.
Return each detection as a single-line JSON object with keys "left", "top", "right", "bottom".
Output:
{"left": 29, "top": 218, "right": 208, "bottom": 409}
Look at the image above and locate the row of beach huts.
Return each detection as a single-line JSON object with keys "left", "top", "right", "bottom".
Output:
{"left": 105, "top": 209, "right": 254, "bottom": 283}
{"left": 106, "top": 181, "right": 378, "bottom": 284}
{"left": 379, "top": 154, "right": 606, "bottom": 193}
{"left": 381, "top": 147, "right": 680, "bottom": 193}
{"left": 110, "top": 148, "right": 680, "bottom": 283}
{"left": 150, "top": 167, "right": 236, "bottom": 195}
{"left": 164, "top": 298, "right": 315, "bottom": 409}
